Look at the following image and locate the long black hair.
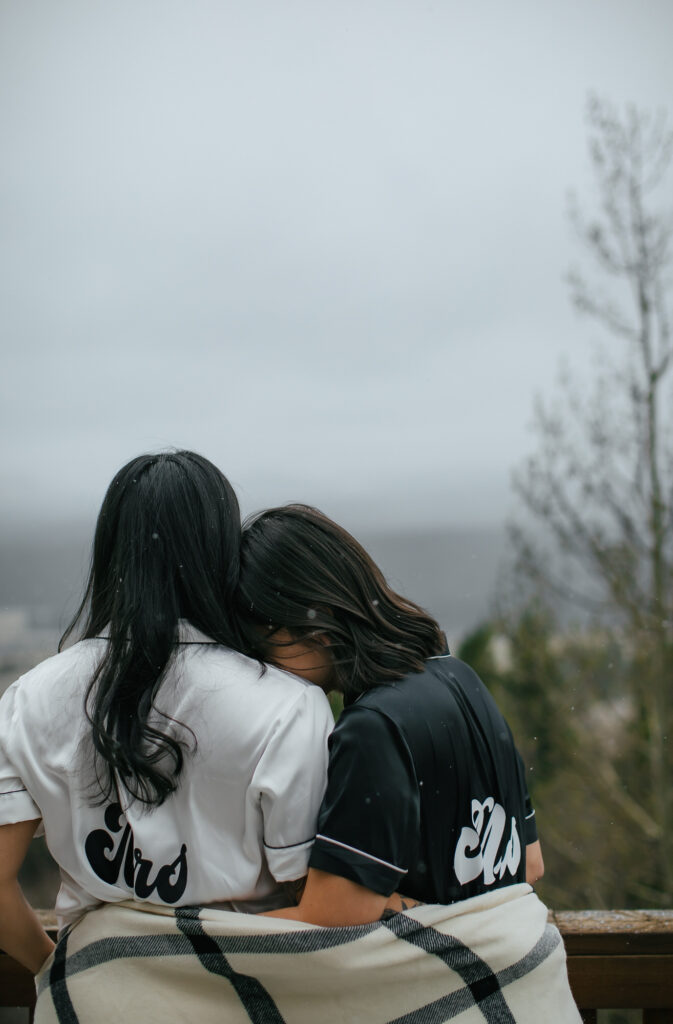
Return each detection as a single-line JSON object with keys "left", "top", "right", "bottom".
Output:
{"left": 236, "top": 505, "right": 445, "bottom": 702}
{"left": 60, "top": 450, "right": 241, "bottom": 807}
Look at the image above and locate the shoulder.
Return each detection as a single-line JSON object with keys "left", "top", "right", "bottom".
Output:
{"left": 416, "top": 653, "right": 496, "bottom": 707}
{"left": 183, "top": 644, "right": 332, "bottom": 707}
{"left": 172, "top": 645, "right": 334, "bottom": 746}
{"left": 261, "top": 663, "right": 335, "bottom": 726}
{"left": 174, "top": 625, "right": 326, "bottom": 708}
{"left": 329, "top": 702, "right": 411, "bottom": 765}
{"left": 340, "top": 655, "right": 499, "bottom": 739}
{"left": 347, "top": 654, "right": 463, "bottom": 716}
{"left": 1, "top": 640, "right": 104, "bottom": 711}
{"left": 0, "top": 641, "right": 106, "bottom": 767}
{"left": 426, "top": 653, "right": 484, "bottom": 686}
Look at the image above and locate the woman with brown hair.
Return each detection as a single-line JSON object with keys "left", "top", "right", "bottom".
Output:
{"left": 236, "top": 503, "right": 545, "bottom": 926}
{"left": 227, "top": 506, "right": 584, "bottom": 1024}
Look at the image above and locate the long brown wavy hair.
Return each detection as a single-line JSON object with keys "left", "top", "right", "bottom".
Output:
{"left": 236, "top": 505, "right": 446, "bottom": 701}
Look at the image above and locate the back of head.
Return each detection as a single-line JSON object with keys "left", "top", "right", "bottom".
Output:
{"left": 62, "top": 450, "right": 241, "bottom": 806}
{"left": 237, "top": 504, "right": 445, "bottom": 701}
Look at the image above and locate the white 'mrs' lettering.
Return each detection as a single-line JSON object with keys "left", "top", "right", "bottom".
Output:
{"left": 453, "top": 797, "right": 521, "bottom": 886}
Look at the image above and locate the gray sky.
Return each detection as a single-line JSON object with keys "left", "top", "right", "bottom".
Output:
{"left": 2, "top": 0, "right": 672, "bottom": 532}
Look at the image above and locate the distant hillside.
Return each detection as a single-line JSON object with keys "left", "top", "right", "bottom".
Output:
{"left": 0, "top": 521, "right": 505, "bottom": 642}
{"left": 358, "top": 526, "right": 505, "bottom": 645}
{"left": 0, "top": 521, "right": 92, "bottom": 629}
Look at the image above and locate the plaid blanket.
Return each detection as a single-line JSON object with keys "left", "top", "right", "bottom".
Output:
{"left": 35, "top": 882, "right": 581, "bottom": 1023}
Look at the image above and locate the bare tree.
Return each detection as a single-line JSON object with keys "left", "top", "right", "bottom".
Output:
{"left": 511, "top": 96, "right": 673, "bottom": 903}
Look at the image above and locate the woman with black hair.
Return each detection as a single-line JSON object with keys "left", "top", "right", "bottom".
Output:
{"left": 0, "top": 455, "right": 333, "bottom": 981}
{"left": 236, "top": 504, "right": 545, "bottom": 927}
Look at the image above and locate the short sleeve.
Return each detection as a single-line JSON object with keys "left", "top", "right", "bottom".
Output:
{"left": 523, "top": 790, "right": 538, "bottom": 844}
{"left": 309, "top": 707, "right": 420, "bottom": 896}
{"left": 252, "top": 685, "right": 333, "bottom": 883}
{"left": 516, "top": 751, "right": 538, "bottom": 844}
{"left": 0, "top": 682, "right": 42, "bottom": 826}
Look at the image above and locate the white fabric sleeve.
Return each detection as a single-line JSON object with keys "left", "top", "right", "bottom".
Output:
{"left": 0, "top": 681, "right": 42, "bottom": 825}
{"left": 252, "top": 684, "right": 333, "bottom": 883}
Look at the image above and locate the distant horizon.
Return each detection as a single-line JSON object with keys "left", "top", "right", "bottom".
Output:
{"left": 0, "top": 466, "right": 517, "bottom": 538}
{"left": 0, "top": 509, "right": 509, "bottom": 540}
{"left": 0, "top": 518, "right": 507, "bottom": 643}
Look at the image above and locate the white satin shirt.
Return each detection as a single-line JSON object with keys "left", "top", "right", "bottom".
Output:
{"left": 0, "top": 623, "right": 333, "bottom": 928}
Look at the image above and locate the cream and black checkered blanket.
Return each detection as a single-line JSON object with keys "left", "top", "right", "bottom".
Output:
{"left": 35, "top": 883, "right": 580, "bottom": 1023}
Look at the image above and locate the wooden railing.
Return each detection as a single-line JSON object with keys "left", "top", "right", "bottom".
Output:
{"left": 551, "top": 909, "right": 673, "bottom": 1023}
{"left": 1, "top": 910, "right": 672, "bottom": 1021}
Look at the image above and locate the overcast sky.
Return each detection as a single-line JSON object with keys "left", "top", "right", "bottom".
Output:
{"left": 2, "top": 0, "right": 672, "bottom": 534}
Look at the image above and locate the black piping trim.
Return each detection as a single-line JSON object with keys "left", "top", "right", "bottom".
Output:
{"left": 263, "top": 836, "right": 314, "bottom": 851}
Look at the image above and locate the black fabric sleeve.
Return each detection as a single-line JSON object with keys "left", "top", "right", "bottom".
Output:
{"left": 516, "top": 751, "right": 538, "bottom": 845}
{"left": 308, "top": 706, "right": 420, "bottom": 896}
{"left": 523, "top": 789, "right": 538, "bottom": 845}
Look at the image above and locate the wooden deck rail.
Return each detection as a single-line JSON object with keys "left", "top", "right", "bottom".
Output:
{"left": 551, "top": 910, "right": 673, "bottom": 1023}
{"left": 1, "top": 909, "right": 672, "bottom": 1021}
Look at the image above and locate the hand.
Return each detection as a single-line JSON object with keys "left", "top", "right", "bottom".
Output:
{"left": 278, "top": 876, "right": 307, "bottom": 907}
{"left": 384, "top": 892, "right": 422, "bottom": 913}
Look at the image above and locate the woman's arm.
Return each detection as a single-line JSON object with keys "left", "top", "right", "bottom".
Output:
{"left": 0, "top": 819, "right": 55, "bottom": 973}
{"left": 526, "top": 840, "right": 544, "bottom": 885}
{"left": 263, "top": 868, "right": 388, "bottom": 926}
{"left": 265, "top": 852, "right": 541, "bottom": 927}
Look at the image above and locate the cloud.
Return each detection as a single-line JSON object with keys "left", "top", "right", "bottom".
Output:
{"left": 2, "top": 0, "right": 673, "bottom": 528}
